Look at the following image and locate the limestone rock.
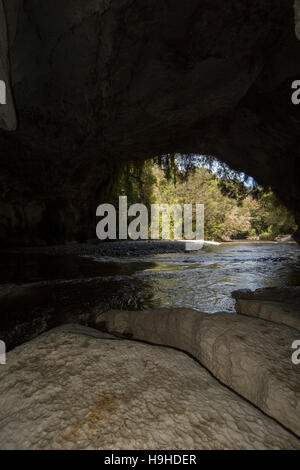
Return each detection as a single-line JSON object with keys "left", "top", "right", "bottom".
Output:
{"left": 233, "top": 287, "right": 300, "bottom": 330}
{"left": 0, "top": 326, "right": 299, "bottom": 450}
{"left": 0, "top": 1, "right": 300, "bottom": 245}
{"left": 274, "top": 234, "right": 295, "bottom": 243}
{"left": 100, "top": 309, "right": 300, "bottom": 436}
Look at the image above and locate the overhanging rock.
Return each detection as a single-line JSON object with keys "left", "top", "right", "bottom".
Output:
{"left": 0, "top": 1, "right": 300, "bottom": 245}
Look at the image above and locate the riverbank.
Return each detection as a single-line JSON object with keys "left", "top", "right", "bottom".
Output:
{"left": 221, "top": 239, "right": 297, "bottom": 245}
{"left": 0, "top": 238, "right": 297, "bottom": 258}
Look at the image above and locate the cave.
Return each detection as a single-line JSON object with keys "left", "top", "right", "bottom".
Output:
{"left": 0, "top": 0, "right": 300, "bottom": 452}
{"left": 0, "top": 0, "right": 300, "bottom": 246}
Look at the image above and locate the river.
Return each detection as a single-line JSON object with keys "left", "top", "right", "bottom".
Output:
{"left": 1, "top": 241, "right": 300, "bottom": 350}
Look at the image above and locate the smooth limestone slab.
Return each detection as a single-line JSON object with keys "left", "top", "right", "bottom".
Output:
{"left": 0, "top": 326, "right": 299, "bottom": 450}
{"left": 100, "top": 309, "right": 300, "bottom": 437}
{"left": 232, "top": 287, "right": 300, "bottom": 331}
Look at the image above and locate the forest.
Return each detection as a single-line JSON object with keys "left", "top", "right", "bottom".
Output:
{"left": 103, "top": 156, "right": 297, "bottom": 242}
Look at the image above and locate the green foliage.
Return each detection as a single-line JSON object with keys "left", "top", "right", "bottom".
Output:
{"left": 218, "top": 178, "right": 250, "bottom": 204}
{"left": 103, "top": 158, "right": 298, "bottom": 241}
{"left": 104, "top": 159, "right": 156, "bottom": 210}
{"left": 246, "top": 189, "right": 298, "bottom": 240}
{"left": 152, "top": 163, "right": 297, "bottom": 240}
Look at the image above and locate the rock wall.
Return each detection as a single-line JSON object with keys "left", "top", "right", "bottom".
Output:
{"left": 100, "top": 308, "right": 300, "bottom": 437}
{"left": 233, "top": 287, "right": 300, "bottom": 330}
{"left": 0, "top": 1, "right": 300, "bottom": 245}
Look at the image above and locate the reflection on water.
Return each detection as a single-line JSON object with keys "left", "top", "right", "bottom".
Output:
{"left": 0, "top": 242, "right": 300, "bottom": 350}
{"left": 132, "top": 243, "right": 300, "bottom": 311}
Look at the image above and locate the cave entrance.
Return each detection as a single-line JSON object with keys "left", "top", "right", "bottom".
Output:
{"left": 103, "top": 153, "right": 298, "bottom": 244}
{"left": 1, "top": 153, "right": 300, "bottom": 351}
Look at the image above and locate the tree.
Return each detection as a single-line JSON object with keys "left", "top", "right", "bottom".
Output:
{"left": 102, "top": 157, "right": 298, "bottom": 241}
